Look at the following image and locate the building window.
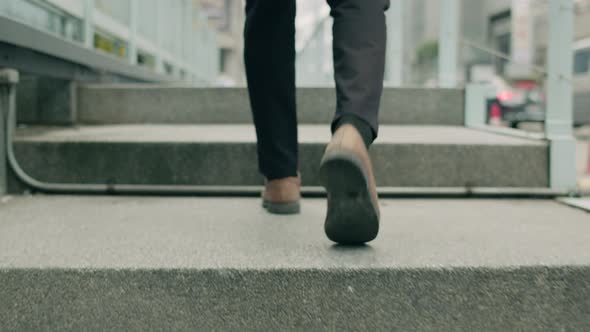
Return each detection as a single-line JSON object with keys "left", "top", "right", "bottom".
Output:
{"left": 1, "top": 0, "right": 83, "bottom": 43}
{"left": 574, "top": 49, "right": 590, "bottom": 75}
{"left": 219, "top": 48, "right": 229, "bottom": 73}
{"left": 163, "top": 62, "right": 174, "bottom": 75}
{"left": 94, "top": 31, "right": 128, "bottom": 59}
{"left": 137, "top": 51, "right": 157, "bottom": 69}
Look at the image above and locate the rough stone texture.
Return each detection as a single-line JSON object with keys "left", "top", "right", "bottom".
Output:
{"left": 2, "top": 268, "right": 589, "bottom": 332}
{"left": 0, "top": 196, "right": 589, "bottom": 331}
{"left": 11, "top": 124, "right": 549, "bottom": 189}
{"left": 16, "top": 75, "right": 76, "bottom": 125}
{"left": 10, "top": 125, "right": 548, "bottom": 187}
{"left": 77, "top": 86, "right": 464, "bottom": 125}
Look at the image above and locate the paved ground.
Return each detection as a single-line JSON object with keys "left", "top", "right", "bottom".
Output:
{"left": 0, "top": 195, "right": 589, "bottom": 269}
{"left": 2, "top": 196, "right": 589, "bottom": 330}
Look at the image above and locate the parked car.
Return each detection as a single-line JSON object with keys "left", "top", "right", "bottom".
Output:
{"left": 483, "top": 76, "right": 545, "bottom": 128}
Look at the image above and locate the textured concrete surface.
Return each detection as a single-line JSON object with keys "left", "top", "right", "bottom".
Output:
{"left": 559, "top": 197, "right": 590, "bottom": 212}
{"left": 1, "top": 196, "right": 589, "bottom": 268}
{"left": 16, "top": 75, "right": 76, "bottom": 125}
{"left": 0, "top": 196, "right": 589, "bottom": 331}
{"left": 11, "top": 125, "right": 549, "bottom": 189}
{"left": 77, "top": 86, "right": 465, "bottom": 125}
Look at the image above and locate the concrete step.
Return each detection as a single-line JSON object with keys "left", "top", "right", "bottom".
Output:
{"left": 76, "top": 85, "right": 465, "bottom": 125}
{"left": 10, "top": 125, "right": 549, "bottom": 190}
{"left": 0, "top": 196, "right": 589, "bottom": 331}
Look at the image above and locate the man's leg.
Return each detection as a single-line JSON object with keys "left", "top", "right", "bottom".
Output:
{"left": 244, "top": 0, "right": 301, "bottom": 215}
{"left": 244, "top": 0, "right": 298, "bottom": 180}
{"left": 320, "top": 0, "right": 389, "bottom": 244}
{"left": 328, "top": 0, "right": 390, "bottom": 146}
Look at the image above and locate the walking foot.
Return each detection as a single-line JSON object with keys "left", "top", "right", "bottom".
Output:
{"left": 319, "top": 125, "right": 380, "bottom": 244}
{"left": 262, "top": 176, "right": 301, "bottom": 215}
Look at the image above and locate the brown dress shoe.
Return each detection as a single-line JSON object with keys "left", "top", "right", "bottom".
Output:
{"left": 262, "top": 176, "right": 301, "bottom": 215}
{"left": 319, "top": 124, "right": 380, "bottom": 244}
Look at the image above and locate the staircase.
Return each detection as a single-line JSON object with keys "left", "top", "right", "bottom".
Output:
{"left": 8, "top": 85, "right": 549, "bottom": 192}
{"left": 1, "top": 196, "right": 590, "bottom": 331}
{"left": 2, "top": 84, "right": 589, "bottom": 331}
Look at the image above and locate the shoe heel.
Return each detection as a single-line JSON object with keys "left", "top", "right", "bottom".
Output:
{"left": 319, "top": 151, "right": 379, "bottom": 245}
{"left": 264, "top": 201, "right": 301, "bottom": 215}
{"left": 319, "top": 151, "right": 367, "bottom": 192}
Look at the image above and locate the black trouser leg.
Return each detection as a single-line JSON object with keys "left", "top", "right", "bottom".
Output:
{"left": 328, "top": 0, "right": 390, "bottom": 143}
{"left": 244, "top": 0, "right": 298, "bottom": 181}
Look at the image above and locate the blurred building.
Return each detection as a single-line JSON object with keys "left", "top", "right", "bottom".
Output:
{"left": 0, "top": 0, "right": 221, "bottom": 85}
{"left": 405, "top": 0, "right": 590, "bottom": 84}
{"left": 282, "top": 0, "right": 590, "bottom": 86}
{"left": 195, "top": 0, "right": 245, "bottom": 85}
{"left": 5, "top": 0, "right": 586, "bottom": 87}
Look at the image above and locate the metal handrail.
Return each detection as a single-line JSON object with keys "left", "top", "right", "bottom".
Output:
{"left": 296, "top": 13, "right": 331, "bottom": 57}
{"left": 460, "top": 38, "right": 548, "bottom": 76}
{"left": 1, "top": 68, "right": 568, "bottom": 197}
{"left": 462, "top": 38, "right": 578, "bottom": 85}
{"left": 3, "top": 78, "right": 260, "bottom": 195}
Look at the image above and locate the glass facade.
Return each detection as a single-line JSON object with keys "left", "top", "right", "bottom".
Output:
{"left": 1, "top": 0, "right": 83, "bottom": 42}
{"left": 0, "top": 0, "right": 220, "bottom": 84}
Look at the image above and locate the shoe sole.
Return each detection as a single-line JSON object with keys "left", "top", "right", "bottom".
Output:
{"left": 319, "top": 151, "right": 379, "bottom": 245}
{"left": 262, "top": 200, "right": 301, "bottom": 215}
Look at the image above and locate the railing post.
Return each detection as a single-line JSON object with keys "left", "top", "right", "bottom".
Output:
{"left": 546, "top": 0, "right": 576, "bottom": 192}
{"left": 465, "top": 83, "right": 493, "bottom": 128}
{"left": 83, "top": 0, "right": 94, "bottom": 49}
{"left": 386, "top": 0, "right": 403, "bottom": 87}
{"left": 438, "top": 0, "right": 459, "bottom": 88}
{"left": 0, "top": 75, "right": 6, "bottom": 195}
{"left": 0, "top": 69, "right": 19, "bottom": 195}
{"left": 128, "top": 0, "right": 138, "bottom": 65}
